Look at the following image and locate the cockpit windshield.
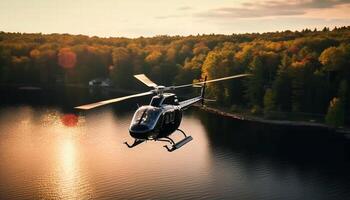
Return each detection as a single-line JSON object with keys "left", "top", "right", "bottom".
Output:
{"left": 131, "top": 106, "right": 162, "bottom": 128}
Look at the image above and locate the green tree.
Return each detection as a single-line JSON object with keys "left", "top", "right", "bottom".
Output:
{"left": 338, "top": 80, "right": 349, "bottom": 122}
{"left": 264, "top": 88, "right": 275, "bottom": 118}
{"left": 272, "top": 54, "right": 292, "bottom": 111}
{"left": 325, "top": 97, "right": 345, "bottom": 127}
{"left": 245, "top": 56, "right": 265, "bottom": 107}
{"left": 0, "top": 46, "right": 11, "bottom": 82}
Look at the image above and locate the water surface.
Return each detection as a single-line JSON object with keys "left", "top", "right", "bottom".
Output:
{"left": 0, "top": 88, "right": 349, "bottom": 200}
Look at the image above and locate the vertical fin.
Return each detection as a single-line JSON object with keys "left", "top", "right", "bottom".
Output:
{"left": 201, "top": 76, "right": 207, "bottom": 106}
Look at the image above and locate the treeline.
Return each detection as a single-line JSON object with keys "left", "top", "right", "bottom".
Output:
{"left": 0, "top": 27, "right": 349, "bottom": 126}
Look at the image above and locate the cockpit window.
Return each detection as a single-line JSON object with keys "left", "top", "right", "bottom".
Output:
{"left": 131, "top": 107, "right": 162, "bottom": 128}
{"left": 150, "top": 96, "right": 162, "bottom": 107}
{"left": 162, "top": 96, "right": 175, "bottom": 105}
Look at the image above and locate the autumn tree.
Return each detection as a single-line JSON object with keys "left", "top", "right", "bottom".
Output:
{"left": 0, "top": 28, "right": 350, "bottom": 126}
{"left": 111, "top": 47, "right": 133, "bottom": 89}
{"left": 319, "top": 46, "right": 346, "bottom": 71}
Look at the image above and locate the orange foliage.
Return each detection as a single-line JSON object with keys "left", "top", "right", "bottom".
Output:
{"left": 145, "top": 51, "right": 162, "bottom": 64}
{"left": 288, "top": 45, "right": 299, "bottom": 54}
{"left": 29, "top": 49, "right": 40, "bottom": 59}
{"left": 58, "top": 48, "right": 77, "bottom": 69}
{"left": 291, "top": 60, "right": 307, "bottom": 68}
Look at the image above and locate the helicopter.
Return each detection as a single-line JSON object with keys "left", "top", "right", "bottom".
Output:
{"left": 75, "top": 73, "right": 250, "bottom": 152}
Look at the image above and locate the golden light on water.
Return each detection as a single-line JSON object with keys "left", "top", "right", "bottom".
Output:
{"left": 57, "top": 137, "right": 90, "bottom": 200}
{"left": 54, "top": 113, "right": 91, "bottom": 200}
{"left": 32, "top": 109, "right": 91, "bottom": 199}
{"left": 0, "top": 107, "right": 214, "bottom": 199}
{"left": 60, "top": 139, "right": 76, "bottom": 170}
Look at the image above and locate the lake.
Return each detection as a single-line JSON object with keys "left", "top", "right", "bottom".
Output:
{"left": 0, "top": 87, "right": 349, "bottom": 200}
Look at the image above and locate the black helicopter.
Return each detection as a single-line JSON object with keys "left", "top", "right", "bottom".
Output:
{"left": 75, "top": 73, "right": 250, "bottom": 152}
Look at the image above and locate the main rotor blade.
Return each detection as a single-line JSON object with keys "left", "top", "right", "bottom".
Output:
{"left": 134, "top": 74, "right": 158, "bottom": 88}
{"left": 75, "top": 91, "right": 153, "bottom": 110}
{"left": 172, "top": 73, "right": 251, "bottom": 89}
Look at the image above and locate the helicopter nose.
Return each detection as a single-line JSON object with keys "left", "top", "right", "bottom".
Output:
{"left": 130, "top": 132, "right": 148, "bottom": 139}
{"left": 129, "top": 124, "right": 151, "bottom": 139}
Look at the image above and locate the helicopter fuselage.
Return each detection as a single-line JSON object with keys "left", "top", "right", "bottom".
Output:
{"left": 75, "top": 73, "right": 250, "bottom": 152}
{"left": 129, "top": 94, "right": 183, "bottom": 140}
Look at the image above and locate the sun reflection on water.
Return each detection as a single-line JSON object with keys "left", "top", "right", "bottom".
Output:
{"left": 37, "top": 110, "right": 92, "bottom": 200}
{"left": 58, "top": 138, "right": 79, "bottom": 199}
{"left": 55, "top": 120, "right": 91, "bottom": 200}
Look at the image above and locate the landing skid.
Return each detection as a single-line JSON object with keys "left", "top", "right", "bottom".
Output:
{"left": 124, "top": 139, "right": 145, "bottom": 148}
{"left": 158, "top": 129, "right": 193, "bottom": 152}
{"left": 124, "top": 129, "right": 193, "bottom": 152}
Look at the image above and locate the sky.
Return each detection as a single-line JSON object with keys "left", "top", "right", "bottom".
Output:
{"left": 0, "top": 0, "right": 349, "bottom": 38}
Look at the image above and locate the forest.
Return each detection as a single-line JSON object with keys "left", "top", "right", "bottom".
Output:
{"left": 0, "top": 27, "right": 349, "bottom": 126}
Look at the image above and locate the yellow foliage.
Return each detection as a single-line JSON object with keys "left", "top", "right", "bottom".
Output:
{"left": 145, "top": 51, "right": 162, "bottom": 64}
{"left": 30, "top": 49, "right": 40, "bottom": 59}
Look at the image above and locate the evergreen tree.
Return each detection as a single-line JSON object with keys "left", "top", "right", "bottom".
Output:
{"left": 264, "top": 88, "right": 275, "bottom": 118}
{"left": 325, "top": 97, "right": 345, "bottom": 127}
{"left": 272, "top": 54, "right": 292, "bottom": 111}
{"left": 245, "top": 57, "right": 265, "bottom": 107}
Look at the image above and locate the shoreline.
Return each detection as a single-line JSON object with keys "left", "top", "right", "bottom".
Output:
{"left": 0, "top": 83, "right": 140, "bottom": 95}
{"left": 2, "top": 83, "right": 350, "bottom": 136}
{"left": 195, "top": 105, "right": 350, "bottom": 136}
